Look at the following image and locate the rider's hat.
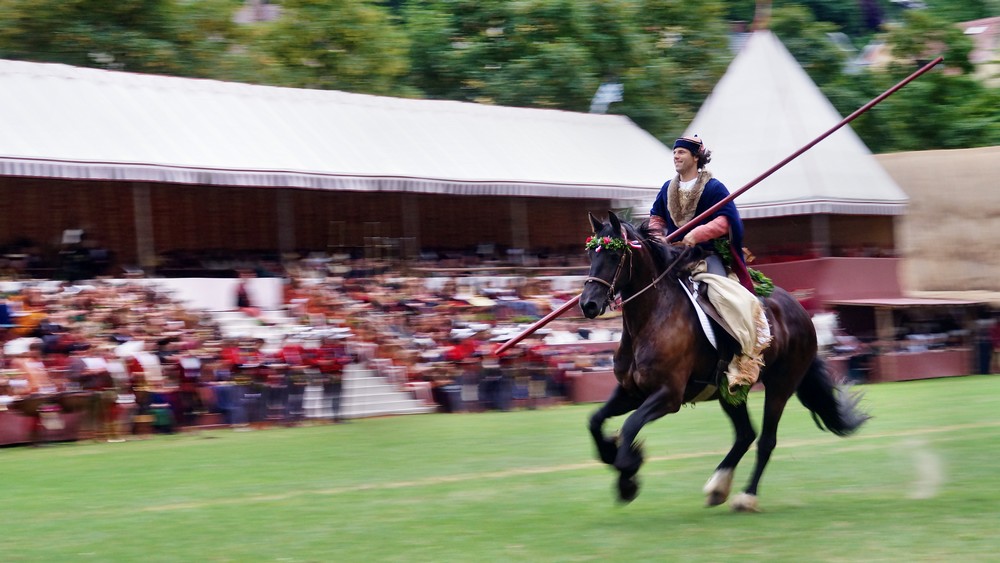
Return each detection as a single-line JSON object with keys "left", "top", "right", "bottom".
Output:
{"left": 673, "top": 135, "right": 704, "bottom": 156}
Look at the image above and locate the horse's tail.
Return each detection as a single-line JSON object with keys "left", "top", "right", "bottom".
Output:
{"left": 795, "top": 357, "right": 870, "bottom": 437}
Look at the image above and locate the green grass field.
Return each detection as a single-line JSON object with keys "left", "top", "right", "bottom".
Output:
{"left": 4, "top": 375, "right": 999, "bottom": 562}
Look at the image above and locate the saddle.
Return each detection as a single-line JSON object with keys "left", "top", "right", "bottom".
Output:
{"left": 679, "top": 271, "right": 773, "bottom": 404}
{"left": 678, "top": 275, "right": 738, "bottom": 349}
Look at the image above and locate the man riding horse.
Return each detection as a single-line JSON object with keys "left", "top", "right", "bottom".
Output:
{"left": 648, "top": 136, "right": 770, "bottom": 399}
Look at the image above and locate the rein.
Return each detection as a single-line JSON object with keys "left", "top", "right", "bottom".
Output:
{"left": 617, "top": 246, "right": 689, "bottom": 309}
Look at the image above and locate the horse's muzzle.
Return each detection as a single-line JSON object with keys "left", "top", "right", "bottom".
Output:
{"left": 579, "top": 294, "right": 606, "bottom": 319}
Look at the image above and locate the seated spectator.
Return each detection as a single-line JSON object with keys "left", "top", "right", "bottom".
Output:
{"left": 9, "top": 340, "right": 57, "bottom": 395}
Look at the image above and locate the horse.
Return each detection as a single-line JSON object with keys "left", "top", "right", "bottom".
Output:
{"left": 580, "top": 212, "right": 868, "bottom": 511}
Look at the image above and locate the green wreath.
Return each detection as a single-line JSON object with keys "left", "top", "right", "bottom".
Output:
{"left": 585, "top": 235, "right": 628, "bottom": 253}
{"left": 712, "top": 239, "right": 774, "bottom": 298}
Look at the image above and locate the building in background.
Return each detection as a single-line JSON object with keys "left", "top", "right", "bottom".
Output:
{"left": 0, "top": 58, "right": 668, "bottom": 273}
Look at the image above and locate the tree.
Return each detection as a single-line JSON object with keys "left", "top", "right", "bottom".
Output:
{"left": 628, "top": 0, "right": 733, "bottom": 139}
{"left": 924, "top": 0, "right": 999, "bottom": 22}
{"left": 0, "top": 0, "right": 247, "bottom": 77}
{"left": 873, "top": 70, "right": 1000, "bottom": 150}
{"left": 782, "top": 0, "right": 863, "bottom": 35}
{"left": 885, "top": 8, "right": 975, "bottom": 74}
{"left": 172, "top": 0, "right": 265, "bottom": 81}
{"left": 404, "top": 0, "right": 732, "bottom": 143}
{"left": 820, "top": 71, "right": 894, "bottom": 151}
{"left": 722, "top": 0, "right": 759, "bottom": 25}
{"left": 404, "top": 0, "right": 602, "bottom": 109}
{"left": 828, "top": 9, "right": 999, "bottom": 152}
{"left": 247, "top": 0, "right": 413, "bottom": 96}
{"left": 770, "top": 5, "right": 848, "bottom": 86}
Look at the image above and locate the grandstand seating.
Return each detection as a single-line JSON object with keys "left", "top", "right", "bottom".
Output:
{"left": 340, "top": 364, "right": 436, "bottom": 419}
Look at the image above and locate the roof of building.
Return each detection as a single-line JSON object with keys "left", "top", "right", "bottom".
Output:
{"left": 0, "top": 58, "right": 669, "bottom": 202}
{"left": 958, "top": 16, "right": 1000, "bottom": 65}
{"left": 684, "top": 31, "right": 910, "bottom": 219}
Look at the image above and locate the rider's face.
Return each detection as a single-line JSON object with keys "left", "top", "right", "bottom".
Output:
{"left": 673, "top": 148, "right": 697, "bottom": 177}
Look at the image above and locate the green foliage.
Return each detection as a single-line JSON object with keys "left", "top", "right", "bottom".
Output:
{"left": 886, "top": 9, "right": 975, "bottom": 75}
{"left": 722, "top": 0, "right": 759, "bottom": 24}
{"left": 790, "top": 5, "right": 999, "bottom": 153}
{"left": 585, "top": 234, "right": 629, "bottom": 253}
{"left": 712, "top": 238, "right": 773, "bottom": 297}
{"left": 771, "top": 5, "right": 849, "bottom": 85}
{"left": 822, "top": 70, "right": 894, "bottom": 150}
{"left": 0, "top": 0, "right": 246, "bottom": 77}
{"left": 877, "top": 70, "right": 1000, "bottom": 150}
{"left": 749, "top": 267, "right": 775, "bottom": 297}
{"left": 719, "top": 380, "right": 750, "bottom": 405}
{"left": 845, "top": 9, "right": 1000, "bottom": 151}
{"left": 403, "top": 0, "right": 731, "bottom": 143}
{"left": 923, "top": 0, "right": 999, "bottom": 22}
{"left": 173, "top": 0, "right": 264, "bottom": 80}
{"left": 247, "top": 0, "right": 413, "bottom": 96}
{"left": 404, "top": 0, "right": 607, "bottom": 109}
{"left": 782, "top": 0, "right": 863, "bottom": 35}
{"left": 628, "top": 0, "right": 733, "bottom": 141}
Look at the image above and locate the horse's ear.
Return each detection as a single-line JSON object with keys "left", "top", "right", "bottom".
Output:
{"left": 608, "top": 211, "right": 622, "bottom": 237}
{"left": 588, "top": 212, "right": 603, "bottom": 234}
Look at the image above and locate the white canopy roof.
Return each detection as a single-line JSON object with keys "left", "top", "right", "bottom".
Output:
{"left": 0, "top": 59, "right": 668, "bottom": 201}
{"left": 685, "top": 31, "right": 908, "bottom": 218}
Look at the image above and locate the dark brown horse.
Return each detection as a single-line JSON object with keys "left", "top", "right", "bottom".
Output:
{"left": 580, "top": 212, "right": 868, "bottom": 511}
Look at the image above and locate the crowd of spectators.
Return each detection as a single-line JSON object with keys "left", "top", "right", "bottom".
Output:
{"left": 4, "top": 248, "right": 997, "bottom": 444}
{"left": 0, "top": 256, "right": 619, "bottom": 442}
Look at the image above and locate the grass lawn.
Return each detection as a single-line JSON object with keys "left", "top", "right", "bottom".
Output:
{"left": 3, "top": 375, "right": 999, "bottom": 562}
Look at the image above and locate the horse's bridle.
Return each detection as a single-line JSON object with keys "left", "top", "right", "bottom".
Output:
{"left": 584, "top": 244, "right": 631, "bottom": 302}
{"left": 584, "top": 237, "right": 690, "bottom": 309}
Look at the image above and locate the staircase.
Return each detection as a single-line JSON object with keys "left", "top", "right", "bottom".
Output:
{"left": 210, "top": 309, "right": 302, "bottom": 345}
{"left": 341, "top": 363, "right": 437, "bottom": 419}
{"left": 207, "top": 310, "right": 436, "bottom": 420}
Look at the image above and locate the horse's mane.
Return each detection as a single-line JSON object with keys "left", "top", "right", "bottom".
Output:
{"left": 626, "top": 219, "right": 696, "bottom": 276}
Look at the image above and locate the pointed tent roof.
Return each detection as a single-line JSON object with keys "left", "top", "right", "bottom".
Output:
{"left": 0, "top": 58, "right": 665, "bottom": 202}
{"left": 685, "top": 31, "right": 908, "bottom": 219}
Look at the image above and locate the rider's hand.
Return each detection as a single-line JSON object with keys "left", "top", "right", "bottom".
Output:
{"left": 681, "top": 232, "right": 698, "bottom": 247}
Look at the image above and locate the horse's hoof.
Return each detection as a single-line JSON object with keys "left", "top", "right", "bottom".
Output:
{"left": 706, "top": 491, "right": 728, "bottom": 507}
{"left": 729, "top": 493, "right": 760, "bottom": 513}
{"left": 703, "top": 469, "right": 734, "bottom": 507}
{"left": 617, "top": 474, "right": 640, "bottom": 504}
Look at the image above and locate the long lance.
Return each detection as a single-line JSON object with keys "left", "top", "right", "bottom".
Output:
{"left": 495, "top": 56, "right": 943, "bottom": 356}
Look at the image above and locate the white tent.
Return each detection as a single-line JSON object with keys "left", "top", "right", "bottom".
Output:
{"left": 685, "top": 31, "right": 908, "bottom": 219}
{"left": 0, "top": 58, "right": 668, "bottom": 202}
